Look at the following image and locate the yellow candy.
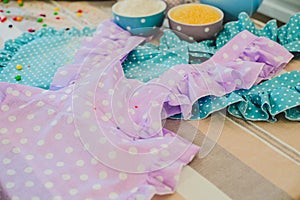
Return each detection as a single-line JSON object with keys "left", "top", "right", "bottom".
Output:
{"left": 170, "top": 4, "right": 221, "bottom": 25}
{"left": 76, "top": 12, "right": 82, "bottom": 17}
{"left": 16, "top": 65, "right": 22, "bottom": 70}
{"left": 54, "top": 7, "right": 60, "bottom": 11}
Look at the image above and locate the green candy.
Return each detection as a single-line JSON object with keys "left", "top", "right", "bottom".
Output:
{"left": 37, "top": 18, "right": 43, "bottom": 23}
{"left": 15, "top": 75, "right": 21, "bottom": 81}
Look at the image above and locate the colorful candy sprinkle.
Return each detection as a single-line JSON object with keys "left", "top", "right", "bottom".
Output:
{"left": 16, "top": 65, "right": 23, "bottom": 70}
{"left": 42, "top": 24, "right": 47, "bottom": 27}
{"left": 76, "top": 12, "right": 82, "bottom": 17}
{"left": 54, "top": 7, "right": 60, "bottom": 11}
{"left": 18, "top": 2, "right": 24, "bottom": 7}
{"left": 39, "top": 14, "right": 46, "bottom": 17}
{"left": 55, "top": 16, "right": 60, "bottom": 20}
{"left": 1, "top": 17, "right": 7, "bottom": 23}
{"left": 77, "top": 9, "right": 83, "bottom": 13}
{"left": 15, "top": 75, "right": 21, "bottom": 81}
{"left": 13, "top": 16, "right": 23, "bottom": 22}
{"left": 8, "top": 24, "right": 13, "bottom": 28}
{"left": 3, "top": 0, "right": 9, "bottom": 4}
{"left": 53, "top": 11, "right": 58, "bottom": 15}
{"left": 28, "top": 28, "right": 35, "bottom": 32}
{"left": 37, "top": 18, "right": 43, "bottom": 23}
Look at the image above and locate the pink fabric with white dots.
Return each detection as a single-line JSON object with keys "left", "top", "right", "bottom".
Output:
{"left": 0, "top": 20, "right": 293, "bottom": 200}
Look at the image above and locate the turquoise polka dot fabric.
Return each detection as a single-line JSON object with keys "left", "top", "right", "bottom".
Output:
{"left": 0, "top": 27, "right": 95, "bottom": 89}
{"left": 123, "top": 12, "right": 300, "bottom": 82}
{"left": 212, "top": 12, "right": 300, "bottom": 52}
{"left": 172, "top": 71, "right": 300, "bottom": 122}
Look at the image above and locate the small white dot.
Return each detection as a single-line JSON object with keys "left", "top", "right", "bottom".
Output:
{"left": 1, "top": 105, "right": 9, "bottom": 111}
{"left": 176, "top": 25, "right": 182, "bottom": 31}
{"left": 8, "top": 115, "right": 16, "bottom": 122}
{"left": 92, "top": 184, "right": 102, "bottom": 190}
{"left": 232, "top": 44, "right": 239, "bottom": 50}
{"left": 33, "top": 125, "right": 41, "bottom": 132}
{"left": 55, "top": 133, "right": 63, "bottom": 140}
{"left": 7, "top": 169, "right": 16, "bottom": 175}
{"left": 24, "top": 167, "right": 33, "bottom": 173}
{"left": 62, "top": 174, "right": 71, "bottom": 180}
{"left": 44, "top": 169, "right": 53, "bottom": 175}
{"left": 126, "top": 26, "right": 131, "bottom": 31}
{"left": 56, "top": 161, "right": 64, "bottom": 167}
{"left": 109, "top": 192, "right": 119, "bottom": 199}
{"left": 108, "top": 151, "right": 117, "bottom": 159}
{"left": 204, "top": 27, "right": 210, "bottom": 32}
{"left": 128, "top": 147, "right": 138, "bottom": 154}
{"left": 45, "top": 153, "right": 54, "bottom": 159}
{"left": 141, "top": 18, "right": 146, "bottom": 23}
{"left": 99, "top": 171, "right": 108, "bottom": 179}
{"left": 80, "top": 174, "right": 89, "bottom": 181}
{"left": 69, "top": 189, "right": 78, "bottom": 196}
{"left": 37, "top": 140, "right": 45, "bottom": 146}
{"left": 44, "top": 182, "right": 53, "bottom": 189}
{"left": 6, "top": 182, "right": 15, "bottom": 189}
{"left": 25, "top": 154, "right": 34, "bottom": 160}
{"left": 76, "top": 160, "right": 85, "bottom": 167}
{"left": 25, "top": 181, "right": 34, "bottom": 187}
{"left": 119, "top": 172, "right": 128, "bottom": 180}
{"left": 65, "top": 147, "right": 74, "bottom": 154}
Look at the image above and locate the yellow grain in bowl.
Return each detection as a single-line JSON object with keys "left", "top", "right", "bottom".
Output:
{"left": 170, "top": 4, "right": 222, "bottom": 25}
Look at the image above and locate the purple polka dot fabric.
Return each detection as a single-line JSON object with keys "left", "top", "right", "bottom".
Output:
{"left": 0, "top": 20, "right": 293, "bottom": 200}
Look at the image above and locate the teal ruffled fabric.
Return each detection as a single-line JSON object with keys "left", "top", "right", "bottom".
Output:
{"left": 0, "top": 26, "right": 95, "bottom": 89}
{"left": 123, "top": 12, "right": 300, "bottom": 83}
{"left": 210, "top": 12, "right": 300, "bottom": 52}
{"left": 172, "top": 71, "right": 300, "bottom": 122}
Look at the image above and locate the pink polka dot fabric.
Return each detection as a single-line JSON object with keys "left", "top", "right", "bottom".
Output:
{"left": 0, "top": 20, "right": 293, "bottom": 200}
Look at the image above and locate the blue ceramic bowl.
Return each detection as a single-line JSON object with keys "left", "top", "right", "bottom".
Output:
{"left": 112, "top": 0, "right": 167, "bottom": 36}
{"left": 200, "top": 0, "right": 263, "bottom": 22}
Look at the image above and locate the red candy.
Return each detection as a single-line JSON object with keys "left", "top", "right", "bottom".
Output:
{"left": 77, "top": 9, "right": 83, "bottom": 13}
{"left": 39, "top": 14, "right": 46, "bottom": 17}
{"left": 28, "top": 28, "right": 35, "bottom": 32}
{"left": 0, "top": 17, "right": 7, "bottom": 23}
{"left": 55, "top": 16, "right": 60, "bottom": 20}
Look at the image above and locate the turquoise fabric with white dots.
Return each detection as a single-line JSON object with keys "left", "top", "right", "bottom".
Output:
{"left": 172, "top": 71, "right": 300, "bottom": 122}
{"left": 0, "top": 27, "right": 95, "bottom": 89}
{"left": 122, "top": 12, "right": 300, "bottom": 82}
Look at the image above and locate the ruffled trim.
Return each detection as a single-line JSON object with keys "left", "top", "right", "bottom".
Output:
{"left": 228, "top": 71, "right": 300, "bottom": 122}
{"left": 207, "top": 12, "right": 300, "bottom": 53}
{"left": 173, "top": 71, "right": 300, "bottom": 122}
{"left": 0, "top": 26, "right": 95, "bottom": 68}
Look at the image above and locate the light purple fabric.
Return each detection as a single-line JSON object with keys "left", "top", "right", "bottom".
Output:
{"left": 0, "top": 20, "right": 293, "bottom": 200}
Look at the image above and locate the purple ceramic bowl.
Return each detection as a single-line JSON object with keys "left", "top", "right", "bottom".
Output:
{"left": 167, "top": 3, "right": 224, "bottom": 42}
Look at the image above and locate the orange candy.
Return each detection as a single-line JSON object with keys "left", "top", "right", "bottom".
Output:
{"left": 170, "top": 4, "right": 221, "bottom": 25}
